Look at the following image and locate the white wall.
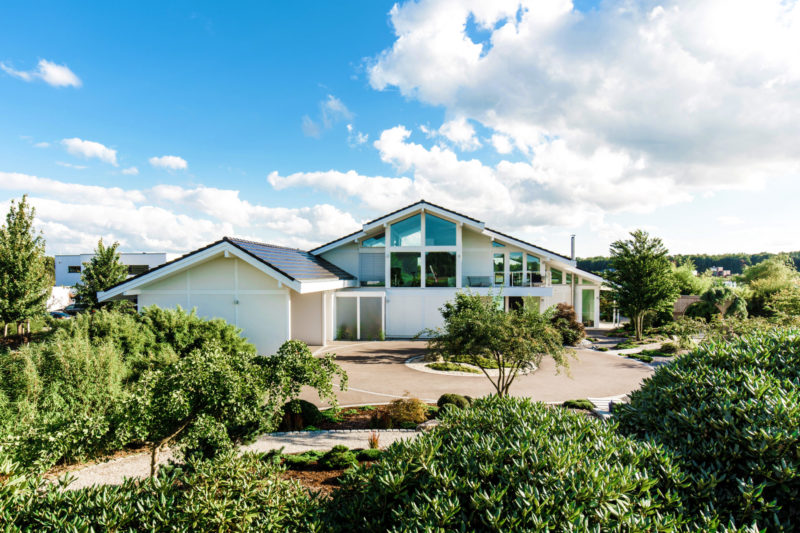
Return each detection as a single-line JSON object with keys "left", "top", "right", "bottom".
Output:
{"left": 55, "top": 252, "right": 168, "bottom": 287}
{"left": 291, "top": 291, "right": 324, "bottom": 346}
{"left": 385, "top": 288, "right": 456, "bottom": 337}
{"left": 135, "top": 255, "right": 290, "bottom": 355}
{"left": 320, "top": 243, "right": 358, "bottom": 278}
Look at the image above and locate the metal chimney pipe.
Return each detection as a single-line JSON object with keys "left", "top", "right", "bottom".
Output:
{"left": 570, "top": 234, "right": 576, "bottom": 260}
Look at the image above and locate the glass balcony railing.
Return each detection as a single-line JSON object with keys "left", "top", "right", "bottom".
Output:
{"left": 463, "top": 273, "right": 548, "bottom": 288}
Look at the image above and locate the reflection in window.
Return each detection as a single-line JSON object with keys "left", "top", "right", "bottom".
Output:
{"left": 551, "top": 268, "right": 563, "bottom": 284}
{"left": 509, "top": 252, "right": 523, "bottom": 286}
{"left": 492, "top": 241, "right": 505, "bottom": 247}
{"left": 493, "top": 253, "right": 505, "bottom": 285}
{"left": 425, "top": 214, "right": 456, "bottom": 246}
{"left": 390, "top": 252, "right": 421, "bottom": 287}
{"left": 426, "top": 252, "right": 456, "bottom": 287}
{"left": 390, "top": 214, "right": 421, "bottom": 246}
{"left": 526, "top": 254, "right": 540, "bottom": 273}
{"left": 361, "top": 232, "right": 385, "bottom": 247}
{"left": 566, "top": 273, "right": 572, "bottom": 284}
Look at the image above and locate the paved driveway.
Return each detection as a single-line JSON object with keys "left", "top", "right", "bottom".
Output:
{"left": 301, "top": 340, "right": 654, "bottom": 407}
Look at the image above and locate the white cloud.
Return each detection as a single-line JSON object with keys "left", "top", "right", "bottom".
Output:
{"left": 0, "top": 171, "right": 361, "bottom": 254}
{"left": 60, "top": 138, "right": 118, "bottom": 166}
{"left": 367, "top": 0, "right": 800, "bottom": 212}
{"left": 302, "top": 115, "right": 321, "bottom": 138}
{"left": 716, "top": 216, "right": 743, "bottom": 226}
{"left": 34, "top": 142, "right": 50, "bottom": 148}
{"left": 121, "top": 166, "right": 139, "bottom": 175}
{"left": 321, "top": 94, "right": 353, "bottom": 127}
{"left": 346, "top": 124, "right": 369, "bottom": 146}
{"left": 55, "top": 161, "right": 87, "bottom": 170}
{"left": 1, "top": 59, "right": 82, "bottom": 87}
{"left": 149, "top": 155, "right": 188, "bottom": 170}
{"left": 437, "top": 117, "right": 481, "bottom": 151}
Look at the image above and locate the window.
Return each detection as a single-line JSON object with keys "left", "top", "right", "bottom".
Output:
{"left": 128, "top": 264, "right": 149, "bottom": 276}
{"left": 493, "top": 253, "right": 505, "bottom": 285}
{"left": 526, "top": 254, "right": 542, "bottom": 285}
{"left": 390, "top": 214, "right": 421, "bottom": 247}
{"left": 68, "top": 265, "right": 81, "bottom": 273}
{"left": 390, "top": 252, "right": 421, "bottom": 287}
{"left": 361, "top": 232, "right": 385, "bottom": 247}
{"left": 335, "top": 298, "right": 357, "bottom": 340}
{"left": 425, "top": 214, "right": 456, "bottom": 246}
{"left": 566, "top": 273, "right": 572, "bottom": 284}
{"left": 551, "top": 268, "right": 563, "bottom": 284}
{"left": 509, "top": 252, "right": 523, "bottom": 286}
{"left": 426, "top": 252, "right": 456, "bottom": 287}
{"left": 526, "top": 254, "right": 540, "bottom": 273}
{"left": 492, "top": 241, "right": 505, "bottom": 247}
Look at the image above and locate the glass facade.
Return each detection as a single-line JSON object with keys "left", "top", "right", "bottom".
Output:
{"left": 426, "top": 252, "right": 456, "bottom": 287}
{"left": 360, "top": 297, "right": 383, "bottom": 340}
{"left": 335, "top": 298, "right": 357, "bottom": 340}
{"left": 566, "top": 273, "right": 572, "bottom": 284}
{"left": 509, "top": 252, "right": 523, "bottom": 286}
{"left": 425, "top": 214, "right": 456, "bottom": 246}
{"left": 390, "top": 252, "right": 421, "bottom": 287}
{"left": 492, "top": 241, "right": 505, "bottom": 247}
{"left": 361, "top": 232, "right": 385, "bottom": 247}
{"left": 390, "top": 214, "right": 421, "bottom": 247}
{"left": 493, "top": 253, "right": 505, "bottom": 285}
{"left": 526, "top": 254, "right": 540, "bottom": 273}
{"left": 551, "top": 268, "right": 563, "bottom": 284}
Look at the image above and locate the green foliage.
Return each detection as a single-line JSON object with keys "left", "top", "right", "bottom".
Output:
{"left": 616, "top": 328, "right": 800, "bottom": 528}
{"left": 279, "top": 399, "right": 323, "bottom": 431}
{"left": 321, "top": 397, "right": 695, "bottom": 531}
{"left": 595, "top": 346, "right": 609, "bottom": 352}
{"left": 2, "top": 452, "right": 319, "bottom": 531}
{"left": 739, "top": 255, "right": 800, "bottom": 316}
{"left": 626, "top": 352, "right": 653, "bottom": 363}
{"left": 425, "top": 361, "right": 480, "bottom": 373}
{"left": 605, "top": 230, "right": 679, "bottom": 341}
{"left": 282, "top": 449, "right": 324, "bottom": 469}
{"left": 74, "top": 239, "right": 129, "bottom": 309}
{"left": 436, "top": 393, "right": 471, "bottom": 410}
{"left": 661, "top": 316, "right": 705, "bottom": 349}
{"left": 386, "top": 398, "right": 428, "bottom": 426}
{"left": 580, "top": 251, "right": 800, "bottom": 277}
{"left": 659, "top": 341, "right": 679, "bottom": 354}
{"left": 548, "top": 302, "right": 585, "bottom": 345}
{"left": 426, "top": 291, "right": 566, "bottom": 397}
{"left": 0, "top": 195, "right": 49, "bottom": 336}
{"left": 767, "top": 284, "right": 800, "bottom": 318}
{"left": 355, "top": 448, "right": 383, "bottom": 461}
{"left": 672, "top": 258, "right": 713, "bottom": 295}
{"left": 319, "top": 445, "right": 357, "bottom": 470}
{"left": 561, "top": 398, "right": 595, "bottom": 410}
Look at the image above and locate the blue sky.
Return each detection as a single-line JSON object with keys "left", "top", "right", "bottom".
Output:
{"left": 2, "top": 0, "right": 799, "bottom": 257}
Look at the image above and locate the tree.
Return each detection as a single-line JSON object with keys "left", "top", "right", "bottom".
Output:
{"left": 671, "top": 259, "right": 712, "bottom": 295}
{"left": 426, "top": 292, "right": 566, "bottom": 397}
{"left": 767, "top": 285, "right": 800, "bottom": 318}
{"left": 0, "top": 195, "right": 50, "bottom": 337}
{"left": 605, "top": 230, "right": 678, "bottom": 341}
{"left": 74, "top": 239, "right": 129, "bottom": 309}
{"left": 738, "top": 255, "right": 800, "bottom": 316}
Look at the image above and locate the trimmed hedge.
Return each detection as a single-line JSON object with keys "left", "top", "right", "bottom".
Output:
{"left": 616, "top": 328, "right": 800, "bottom": 529}
{"left": 436, "top": 393, "right": 470, "bottom": 410}
{"left": 320, "top": 397, "right": 696, "bottom": 531}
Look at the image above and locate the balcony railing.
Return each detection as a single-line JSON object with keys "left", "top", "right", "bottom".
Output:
{"left": 464, "top": 273, "right": 548, "bottom": 288}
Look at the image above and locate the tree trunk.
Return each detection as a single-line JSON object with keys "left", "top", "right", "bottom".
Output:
{"left": 634, "top": 313, "right": 644, "bottom": 341}
{"left": 2, "top": 323, "right": 7, "bottom": 337}
{"left": 149, "top": 418, "right": 194, "bottom": 477}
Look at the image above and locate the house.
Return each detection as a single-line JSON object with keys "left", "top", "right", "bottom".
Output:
{"left": 55, "top": 252, "right": 173, "bottom": 287}
{"left": 98, "top": 201, "right": 604, "bottom": 354}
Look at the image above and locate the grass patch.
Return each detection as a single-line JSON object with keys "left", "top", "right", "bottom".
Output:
{"left": 639, "top": 349, "right": 673, "bottom": 358}
{"left": 626, "top": 352, "right": 653, "bottom": 363}
{"left": 596, "top": 346, "right": 609, "bottom": 352}
{"left": 426, "top": 362, "right": 481, "bottom": 374}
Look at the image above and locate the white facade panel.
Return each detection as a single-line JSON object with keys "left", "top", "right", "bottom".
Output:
{"left": 320, "top": 243, "right": 358, "bottom": 278}
{"left": 238, "top": 294, "right": 288, "bottom": 355}
{"left": 291, "top": 291, "right": 324, "bottom": 346}
{"left": 55, "top": 252, "right": 168, "bottom": 287}
{"left": 385, "top": 289, "right": 455, "bottom": 338}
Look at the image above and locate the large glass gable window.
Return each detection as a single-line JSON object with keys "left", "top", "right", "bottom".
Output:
{"left": 390, "top": 252, "right": 421, "bottom": 287}
{"left": 390, "top": 214, "right": 421, "bottom": 247}
{"left": 361, "top": 232, "right": 385, "bottom": 247}
{"left": 426, "top": 252, "right": 456, "bottom": 287}
{"left": 425, "top": 214, "right": 456, "bottom": 246}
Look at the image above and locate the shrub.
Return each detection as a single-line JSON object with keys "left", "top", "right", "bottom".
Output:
{"left": 367, "top": 432, "right": 379, "bottom": 449}
{"left": 355, "top": 448, "right": 383, "bottom": 461}
{"left": 436, "top": 393, "right": 470, "bottom": 410}
{"left": 659, "top": 341, "right": 679, "bottom": 354}
{"left": 279, "top": 399, "right": 322, "bottom": 431}
{"left": 425, "top": 361, "right": 480, "bottom": 373}
{"left": 596, "top": 346, "right": 609, "bottom": 352}
{"left": 282, "top": 450, "right": 324, "bottom": 469}
{"left": 616, "top": 328, "right": 800, "bottom": 529}
{"left": 549, "top": 303, "right": 586, "bottom": 345}
{"left": 2, "top": 452, "right": 318, "bottom": 531}
{"left": 321, "top": 397, "right": 695, "bottom": 531}
{"left": 386, "top": 398, "right": 428, "bottom": 426}
{"left": 561, "top": 398, "right": 595, "bottom": 411}
{"left": 626, "top": 352, "right": 653, "bottom": 363}
{"left": 319, "top": 445, "right": 357, "bottom": 470}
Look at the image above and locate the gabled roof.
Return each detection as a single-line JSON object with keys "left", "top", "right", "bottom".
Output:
{"left": 225, "top": 237, "right": 354, "bottom": 281}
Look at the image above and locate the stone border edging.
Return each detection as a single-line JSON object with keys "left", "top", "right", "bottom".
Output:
{"left": 267, "top": 428, "right": 418, "bottom": 436}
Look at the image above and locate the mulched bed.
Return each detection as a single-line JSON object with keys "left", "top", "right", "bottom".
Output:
{"left": 315, "top": 404, "right": 437, "bottom": 431}
{"left": 281, "top": 467, "right": 347, "bottom": 496}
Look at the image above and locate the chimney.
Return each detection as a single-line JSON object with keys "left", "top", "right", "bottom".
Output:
{"left": 570, "top": 234, "right": 576, "bottom": 260}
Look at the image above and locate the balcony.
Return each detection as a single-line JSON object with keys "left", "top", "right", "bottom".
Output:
{"left": 464, "top": 272, "right": 548, "bottom": 288}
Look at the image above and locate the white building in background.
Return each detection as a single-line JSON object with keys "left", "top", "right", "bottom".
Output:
{"left": 99, "top": 201, "right": 605, "bottom": 355}
{"left": 55, "top": 252, "right": 171, "bottom": 287}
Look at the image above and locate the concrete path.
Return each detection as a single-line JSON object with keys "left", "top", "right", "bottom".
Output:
{"left": 58, "top": 429, "right": 418, "bottom": 491}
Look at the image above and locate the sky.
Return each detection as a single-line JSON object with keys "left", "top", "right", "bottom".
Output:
{"left": 1, "top": 0, "right": 799, "bottom": 258}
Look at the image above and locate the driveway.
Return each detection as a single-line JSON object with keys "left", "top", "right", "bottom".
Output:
{"left": 301, "top": 340, "right": 654, "bottom": 407}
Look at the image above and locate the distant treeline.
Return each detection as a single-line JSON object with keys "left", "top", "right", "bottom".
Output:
{"left": 578, "top": 251, "right": 800, "bottom": 276}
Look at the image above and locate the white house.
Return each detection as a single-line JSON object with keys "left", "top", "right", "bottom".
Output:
{"left": 55, "top": 252, "right": 172, "bottom": 287}
{"left": 98, "top": 201, "right": 604, "bottom": 355}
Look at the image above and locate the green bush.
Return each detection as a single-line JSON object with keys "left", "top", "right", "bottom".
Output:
{"left": 596, "top": 346, "right": 609, "bottom": 352}
{"left": 549, "top": 303, "right": 586, "bottom": 346}
{"left": 282, "top": 450, "right": 324, "bottom": 469}
{"left": 626, "top": 352, "right": 653, "bottom": 363}
{"left": 425, "top": 361, "right": 480, "bottom": 373}
{"left": 320, "top": 397, "right": 695, "bottom": 531}
{"left": 2, "top": 452, "right": 318, "bottom": 531}
{"left": 319, "top": 445, "right": 357, "bottom": 470}
{"left": 355, "top": 448, "right": 382, "bottom": 461}
{"left": 386, "top": 398, "right": 428, "bottom": 426}
{"left": 659, "top": 341, "right": 679, "bottom": 354}
{"left": 616, "top": 328, "right": 800, "bottom": 529}
{"left": 561, "top": 398, "right": 595, "bottom": 411}
{"left": 436, "top": 393, "right": 470, "bottom": 410}
{"left": 279, "top": 399, "right": 322, "bottom": 431}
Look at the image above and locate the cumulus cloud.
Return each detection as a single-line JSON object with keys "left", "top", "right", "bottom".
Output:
{"left": 149, "top": 155, "right": 188, "bottom": 170}
{"left": 367, "top": 0, "right": 800, "bottom": 207}
{"left": 60, "top": 138, "right": 118, "bottom": 166}
{"left": 346, "top": 124, "right": 369, "bottom": 146}
{"left": 303, "top": 94, "right": 359, "bottom": 139}
{"left": 0, "top": 171, "right": 360, "bottom": 253}
{"left": 437, "top": 117, "right": 481, "bottom": 151}
{"left": 122, "top": 166, "right": 139, "bottom": 175}
{"left": 1, "top": 59, "right": 82, "bottom": 87}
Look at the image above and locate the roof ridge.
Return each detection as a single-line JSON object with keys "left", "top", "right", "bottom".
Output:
{"left": 224, "top": 236, "right": 307, "bottom": 253}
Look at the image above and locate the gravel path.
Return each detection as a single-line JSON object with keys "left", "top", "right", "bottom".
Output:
{"left": 60, "top": 429, "right": 419, "bottom": 491}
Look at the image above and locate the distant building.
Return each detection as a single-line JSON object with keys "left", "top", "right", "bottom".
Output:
{"left": 55, "top": 252, "right": 171, "bottom": 287}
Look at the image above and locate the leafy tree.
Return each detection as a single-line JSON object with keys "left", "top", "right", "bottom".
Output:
{"left": 699, "top": 285, "right": 747, "bottom": 318}
{"left": 671, "top": 259, "right": 712, "bottom": 295}
{"left": 738, "top": 255, "right": 800, "bottom": 316}
{"left": 426, "top": 292, "right": 566, "bottom": 397}
{"left": 0, "top": 196, "right": 50, "bottom": 337}
{"left": 605, "top": 230, "right": 678, "bottom": 341}
{"left": 548, "top": 302, "right": 585, "bottom": 345}
{"left": 767, "top": 285, "right": 800, "bottom": 318}
{"left": 74, "top": 239, "right": 129, "bottom": 309}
